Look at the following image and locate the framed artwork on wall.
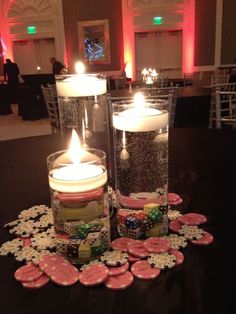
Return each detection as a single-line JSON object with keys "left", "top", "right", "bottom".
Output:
{"left": 77, "top": 19, "right": 111, "bottom": 64}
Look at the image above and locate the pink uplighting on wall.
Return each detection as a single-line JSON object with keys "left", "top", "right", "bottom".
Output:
{"left": 183, "top": 0, "right": 195, "bottom": 74}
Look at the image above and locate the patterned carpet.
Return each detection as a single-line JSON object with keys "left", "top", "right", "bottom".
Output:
{"left": 0, "top": 104, "right": 51, "bottom": 141}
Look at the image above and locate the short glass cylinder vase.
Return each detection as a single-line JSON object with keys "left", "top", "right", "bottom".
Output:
{"left": 112, "top": 94, "right": 169, "bottom": 239}
{"left": 47, "top": 148, "right": 110, "bottom": 264}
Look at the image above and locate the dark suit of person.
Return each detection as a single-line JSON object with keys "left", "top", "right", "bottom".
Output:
{"left": 50, "top": 57, "right": 65, "bottom": 75}
{"left": 3, "top": 59, "right": 20, "bottom": 103}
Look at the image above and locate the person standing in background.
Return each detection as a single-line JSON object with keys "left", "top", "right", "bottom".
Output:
{"left": 50, "top": 57, "right": 65, "bottom": 75}
{"left": 3, "top": 58, "right": 20, "bottom": 103}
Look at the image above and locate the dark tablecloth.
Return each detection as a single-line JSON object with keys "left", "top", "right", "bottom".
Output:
{"left": 0, "top": 85, "right": 12, "bottom": 115}
{"left": 0, "top": 129, "right": 236, "bottom": 314}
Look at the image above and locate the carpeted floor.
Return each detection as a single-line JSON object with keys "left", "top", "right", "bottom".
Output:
{"left": 0, "top": 104, "right": 51, "bottom": 141}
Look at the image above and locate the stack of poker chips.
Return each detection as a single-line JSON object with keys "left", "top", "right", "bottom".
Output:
{"left": 117, "top": 203, "right": 168, "bottom": 239}
{"left": 51, "top": 188, "right": 110, "bottom": 264}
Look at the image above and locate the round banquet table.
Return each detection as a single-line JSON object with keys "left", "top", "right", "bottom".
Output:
{"left": 0, "top": 128, "right": 235, "bottom": 314}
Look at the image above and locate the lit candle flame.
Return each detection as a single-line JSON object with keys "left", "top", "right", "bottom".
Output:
{"left": 68, "top": 129, "right": 82, "bottom": 164}
{"left": 134, "top": 92, "right": 145, "bottom": 109}
{"left": 75, "top": 61, "right": 85, "bottom": 74}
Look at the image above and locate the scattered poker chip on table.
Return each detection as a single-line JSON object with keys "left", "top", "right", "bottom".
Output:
{"left": 50, "top": 262, "right": 80, "bottom": 286}
{"left": 144, "top": 237, "right": 170, "bottom": 254}
{"left": 163, "top": 234, "right": 187, "bottom": 250}
{"left": 169, "top": 220, "right": 181, "bottom": 233}
{"left": 168, "top": 193, "right": 183, "bottom": 205}
{"left": 169, "top": 249, "right": 184, "bottom": 266}
{"left": 131, "top": 260, "right": 161, "bottom": 280}
{"left": 191, "top": 231, "right": 214, "bottom": 246}
{"left": 167, "top": 210, "right": 182, "bottom": 221}
{"left": 0, "top": 238, "right": 23, "bottom": 256}
{"left": 179, "top": 225, "right": 204, "bottom": 240}
{"left": 104, "top": 271, "right": 134, "bottom": 290}
{"left": 100, "top": 250, "right": 128, "bottom": 266}
{"left": 79, "top": 263, "right": 109, "bottom": 287}
{"left": 0, "top": 204, "right": 215, "bottom": 292}
{"left": 108, "top": 262, "right": 129, "bottom": 277}
{"left": 21, "top": 274, "right": 50, "bottom": 289}
{"left": 111, "top": 237, "right": 134, "bottom": 252}
{"left": 148, "top": 253, "right": 176, "bottom": 270}
{"left": 14, "top": 263, "right": 43, "bottom": 282}
{"left": 178, "top": 213, "right": 207, "bottom": 226}
{"left": 128, "top": 253, "right": 141, "bottom": 263}
{"left": 18, "top": 205, "right": 50, "bottom": 220}
{"left": 127, "top": 240, "right": 150, "bottom": 258}
{"left": 31, "top": 232, "right": 57, "bottom": 251}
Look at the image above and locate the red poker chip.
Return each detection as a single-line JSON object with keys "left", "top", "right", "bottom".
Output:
{"left": 104, "top": 271, "right": 134, "bottom": 290}
{"left": 131, "top": 260, "right": 160, "bottom": 280}
{"left": 50, "top": 263, "right": 80, "bottom": 286}
{"left": 111, "top": 237, "right": 134, "bottom": 252}
{"left": 127, "top": 240, "right": 150, "bottom": 258}
{"left": 178, "top": 213, "right": 207, "bottom": 226}
{"left": 14, "top": 263, "right": 43, "bottom": 283}
{"left": 144, "top": 237, "right": 170, "bottom": 254}
{"left": 191, "top": 231, "right": 214, "bottom": 246}
{"left": 128, "top": 253, "right": 141, "bottom": 263}
{"left": 168, "top": 193, "right": 181, "bottom": 202}
{"left": 169, "top": 249, "right": 184, "bottom": 265}
{"left": 21, "top": 274, "right": 50, "bottom": 289}
{"left": 108, "top": 262, "right": 129, "bottom": 277}
{"left": 79, "top": 263, "right": 109, "bottom": 287}
{"left": 39, "top": 254, "right": 69, "bottom": 276}
{"left": 169, "top": 220, "right": 181, "bottom": 233}
{"left": 20, "top": 237, "right": 32, "bottom": 247}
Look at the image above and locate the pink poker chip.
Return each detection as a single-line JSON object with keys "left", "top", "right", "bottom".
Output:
{"left": 169, "top": 249, "right": 184, "bottom": 265}
{"left": 79, "top": 263, "right": 109, "bottom": 287}
{"left": 20, "top": 237, "right": 32, "bottom": 247}
{"left": 108, "top": 262, "right": 129, "bottom": 277}
{"left": 168, "top": 193, "right": 180, "bottom": 202}
{"left": 14, "top": 263, "right": 44, "bottom": 283}
{"left": 178, "top": 213, "right": 207, "bottom": 226}
{"left": 191, "top": 231, "right": 214, "bottom": 246}
{"left": 104, "top": 271, "right": 134, "bottom": 290}
{"left": 21, "top": 274, "right": 50, "bottom": 289}
{"left": 144, "top": 237, "right": 170, "bottom": 254}
{"left": 111, "top": 237, "right": 134, "bottom": 252}
{"left": 50, "top": 262, "right": 80, "bottom": 286}
{"left": 39, "top": 254, "right": 69, "bottom": 276}
{"left": 128, "top": 253, "right": 141, "bottom": 263}
{"left": 131, "top": 260, "right": 160, "bottom": 280}
{"left": 168, "top": 193, "right": 183, "bottom": 205}
{"left": 127, "top": 240, "right": 150, "bottom": 258}
{"left": 169, "top": 220, "right": 181, "bottom": 233}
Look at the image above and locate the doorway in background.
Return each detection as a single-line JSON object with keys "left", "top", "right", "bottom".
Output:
{"left": 13, "top": 38, "right": 56, "bottom": 75}
{"left": 135, "top": 30, "right": 182, "bottom": 80}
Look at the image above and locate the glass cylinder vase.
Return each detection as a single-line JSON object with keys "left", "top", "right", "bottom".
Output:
{"left": 47, "top": 148, "right": 110, "bottom": 264}
{"left": 112, "top": 94, "right": 169, "bottom": 239}
{"left": 56, "top": 74, "right": 112, "bottom": 183}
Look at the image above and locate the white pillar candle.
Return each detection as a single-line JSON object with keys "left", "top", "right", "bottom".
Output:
{"left": 113, "top": 93, "right": 168, "bottom": 132}
{"left": 56, "top": 74, "right": 107, "bottom": 97}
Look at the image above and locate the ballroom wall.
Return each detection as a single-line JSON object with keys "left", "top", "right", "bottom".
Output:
{"left": 221, "top": 0, "right": 236, "bottom": 64}
{"left": 62, "top": 0, "right": 124, "bottom": 72}
{"left": 194, "top": 0, "right": 236, "bottom": 67}
{"left": 194, "top": 0, "right": 216, "bottom": 66}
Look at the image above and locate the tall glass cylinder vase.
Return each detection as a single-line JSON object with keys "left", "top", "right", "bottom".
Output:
{"left": 56, "top": 74, "right": 112, "bottom": 184}
{"left": 112, "top": 94, "right": 169, "bottom": 239}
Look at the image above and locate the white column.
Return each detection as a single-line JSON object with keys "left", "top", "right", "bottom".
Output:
{"left": 121, "top": 0, "right": 135, "bottom": 79}
{"left": 182, "top": 0, "right": 195, "bottom": 75}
